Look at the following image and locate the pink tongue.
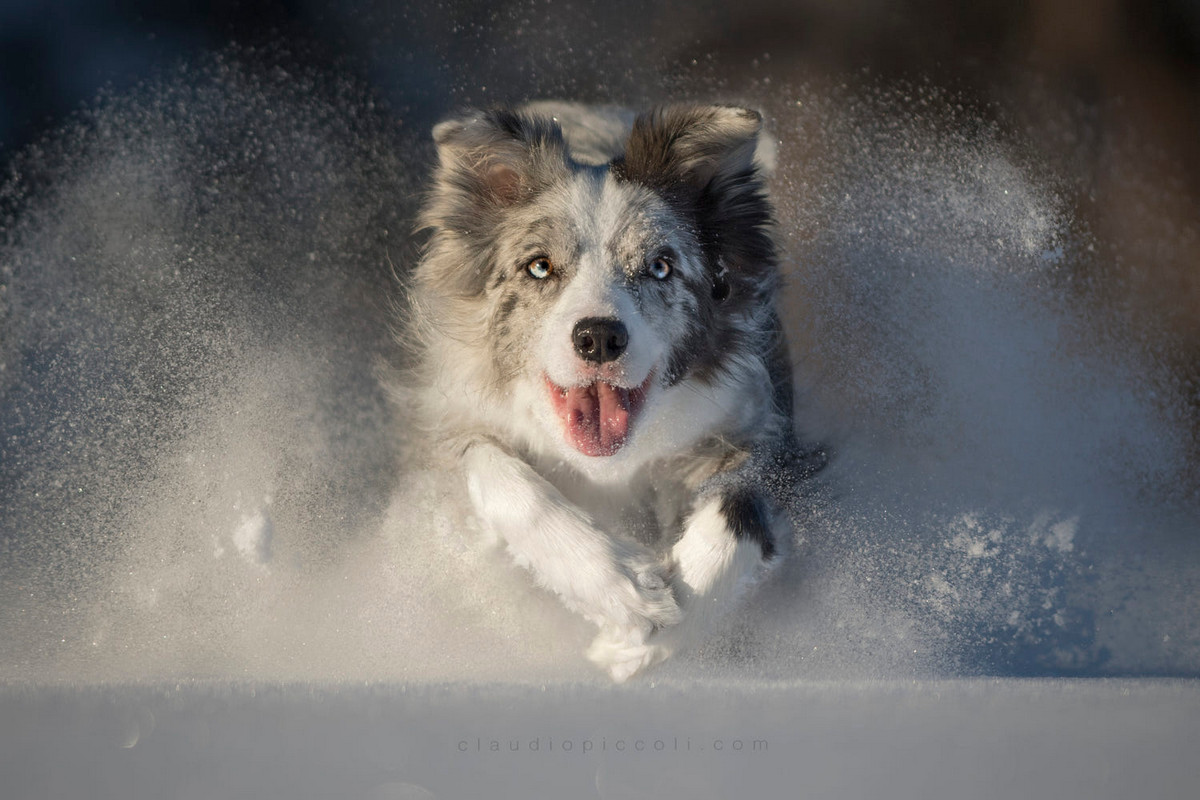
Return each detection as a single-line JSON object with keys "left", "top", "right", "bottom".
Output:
{"left": 562, "top": 382, "right": 631, "bottom": 457}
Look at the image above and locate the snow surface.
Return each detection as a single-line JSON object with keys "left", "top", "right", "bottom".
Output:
{"left": 2, "top": 679, "right": 1197, "bottom": 800}
{"left": 1, "top": 49, "right": 1198, "bottom": 800}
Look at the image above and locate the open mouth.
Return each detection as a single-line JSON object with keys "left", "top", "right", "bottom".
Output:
{"left": 545, "top": 373, "right": 653, "bottom": 457}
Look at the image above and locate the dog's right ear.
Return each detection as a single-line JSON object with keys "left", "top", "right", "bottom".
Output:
{"left": 419, "top": 111, "right": 569, "bottom": 297}
{"left": 429, "top": 110, "right": 567, "bottom": 209}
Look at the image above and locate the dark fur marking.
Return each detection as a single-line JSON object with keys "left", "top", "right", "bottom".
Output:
{"left": 720, "top": 488, "right": 775, "bottom": 561}
{"left": 494, "top": 292, "right": 519, "bottom": 325}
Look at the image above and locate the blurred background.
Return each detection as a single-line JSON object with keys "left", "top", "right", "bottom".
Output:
{"left": 2, "top": 0, "right": 1198, "bottom": 420}
{"left": 2, "top": 1, "right": 1200, "bottom": 148}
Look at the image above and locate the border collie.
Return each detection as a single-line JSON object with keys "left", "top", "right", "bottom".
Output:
{"left": 404, "top": 102, "right": 822, "bottom": 681}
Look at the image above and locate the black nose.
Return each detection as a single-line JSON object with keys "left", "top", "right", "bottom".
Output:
{"left": 572, "top": 317, "right": 628, "bottom": 363}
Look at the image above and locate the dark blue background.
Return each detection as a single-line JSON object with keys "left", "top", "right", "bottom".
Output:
{"left": 3, "top": 1, "right": 1199, "bottom": 166}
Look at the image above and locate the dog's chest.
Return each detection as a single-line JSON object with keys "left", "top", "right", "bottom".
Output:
{"left": 549, "top": 465, "right": 690, "bottom": 550}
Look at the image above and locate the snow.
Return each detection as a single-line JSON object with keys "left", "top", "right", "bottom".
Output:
{"left": 2, "top": 679, "right": 1196, "bottom": 800}
{"left": 0, "top": 42, "right": 1197, "bottom": 800}
{"left": 231, "top": 505, "right": 274, "bottom": 566}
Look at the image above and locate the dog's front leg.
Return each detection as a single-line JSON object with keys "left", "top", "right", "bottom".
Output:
{"left": 655, "top": 485, "right": 789, "bottom": 662}
{"left": 462, "top": 439, "right": 681, "bottom": 674}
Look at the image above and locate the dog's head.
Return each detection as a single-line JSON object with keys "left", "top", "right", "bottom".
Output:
{"left": 416, "top": 104, "right": 779, "bottom": 475}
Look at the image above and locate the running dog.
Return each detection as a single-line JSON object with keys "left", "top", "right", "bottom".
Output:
{"left": 404, "top": 102, "right": 822, "bottom": 680}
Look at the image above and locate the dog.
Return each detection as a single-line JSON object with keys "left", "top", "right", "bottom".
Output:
{"left": 403, "top": 102, "right": 822, "bottom": 681}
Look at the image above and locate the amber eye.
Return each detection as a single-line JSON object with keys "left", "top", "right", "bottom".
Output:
{"left": 648, "top": 256, "right": 672, "bottom": 280}
{"left": 526, "top": 257, "right": 554, "bottom": 279}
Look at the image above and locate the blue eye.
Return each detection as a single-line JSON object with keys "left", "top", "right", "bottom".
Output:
{"left": 526, "top": 257, "right": 554, "bottom": 279}
{"left": 648, "top": 256, "right": 672, "bottom": 280}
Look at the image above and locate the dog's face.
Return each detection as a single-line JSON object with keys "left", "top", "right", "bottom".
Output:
{"left": 482, "top": 174, "right": 706, "bottom": 459}
{"left": 417, "top": 105, "right": 778, "bottom": 477}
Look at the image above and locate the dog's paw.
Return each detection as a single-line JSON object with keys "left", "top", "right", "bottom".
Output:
{"left": 586, "top": 626, "right": 670, "bottom": 683}
{"left": 584, "top": 553, "right": 680, "bottom": 682}
{"left": 613, "top": 551, "right": 681, "bottom": 633}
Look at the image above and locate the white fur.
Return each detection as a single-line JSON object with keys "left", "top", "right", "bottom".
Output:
{"left": 659, "top": 498, "right": 782, "bottom": 656}
{"left": 463, "top": 440, "right": 681, "bottom": 640}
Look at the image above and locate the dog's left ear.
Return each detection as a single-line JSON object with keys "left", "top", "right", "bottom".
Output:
{"left": 617, "top": 105, "right": 776, "bottom": 285}
{"left": 615, "top": 105, "right": 767, "bottom": 197}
